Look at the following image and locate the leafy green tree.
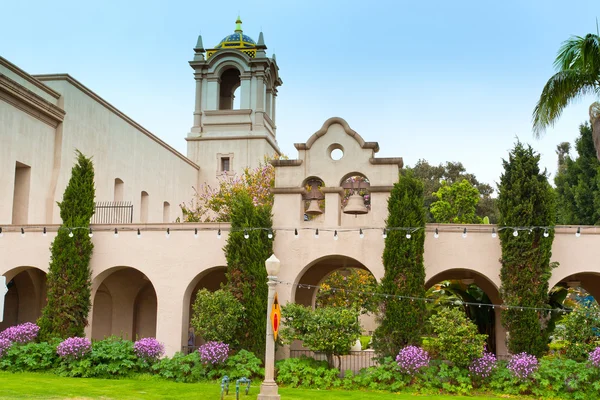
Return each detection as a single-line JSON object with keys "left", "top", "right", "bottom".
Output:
{"left": 224, "top": 191, "right": 273, "bottom": 357}
{"left": 426, "top": 308, "right": 487, "bottom": 368}
{"left": 280, "top": 303, "right": 361, "bottom": 369}
{"left": 533, "top": 31, "right": 600, "bottom": 138}
{"left": 430, "top": 179, "right": 481, "bottom": 223}
{"left": 316, "top": 269, "right": 378, "bottom": 315}
{"left": 554, "top": 123, "right": 600, "bottom": 225}
{"left": 191, "top": 289, "right": 245, "bottom": 346}
{"left": 497, "top": 142, "right": 556, "bottom": 357}
{"left": 372, "top": 171, "right": 426, "bottom": 358}
{"left": 559, "top": 307, "right": 600, "bottom": 361}
{"left": 38, "top": 151, "right": 95, "bottom": 341}
{"left": 408, "top": 160, "right": 498, "bottom": 223}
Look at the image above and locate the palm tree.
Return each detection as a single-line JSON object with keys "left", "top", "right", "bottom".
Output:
{"left": 533, "top": 30, "right": 600, "bottom": 147}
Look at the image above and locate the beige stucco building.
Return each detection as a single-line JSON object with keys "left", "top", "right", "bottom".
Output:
{"left": 1, "top": 19, "right": 599, "bottom": 359}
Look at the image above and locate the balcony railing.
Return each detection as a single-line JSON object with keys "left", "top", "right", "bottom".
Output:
{"left": 92, "top": 201, "right": 133, "bottom": 224}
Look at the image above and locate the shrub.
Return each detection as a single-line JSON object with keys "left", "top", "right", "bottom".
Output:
{"left": 589, "top": 347, "right": 600, "bottom": 367}
{"left": 561, "top": 308, "right": 600, "bottom": 361}
{"left": 427, "top": 307, "right": 487, "bottom": 368}
{"left": 276, "top": 356, "right": 339, "bottom": 388}
{"left": 208, "top": 349, "right": 263, "bottom": 380}
{"left": 469, "top": 351, "right": 497, "bottom": 380}
{"left": 134, "top": 338, "right": 165, "bottom": 361}
{"left": 0, "top": 322, "right": 39, "bottom": 344}
{"left": 198, "top": 341, "right": 229, "bottom": 364}
{"left": 87, "top": 336, "right": 137, "bottom": 378}
{"left": 0, "top": 338, "right": 11, "bottom": 358}
{"left": 0, "top": 341, "right": 59, "bottom": 372}
{"left": 191, "top": 289, "right": 244, "bottom": 346}
{"left": 396, "top": 346, "right": 430, "bottom": 375}
{"left": 507, "top": 352, "right": 538, "bottom": 380}
{"left": 152, "top": 351, "right": 206, "bottom": 383}
{"left": 57, "top": 337, "right": 91, "bottom": 360}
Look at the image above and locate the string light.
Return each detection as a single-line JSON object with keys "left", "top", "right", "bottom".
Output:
{"left": 137, "top": 228, "right": 141, "bottom": 238}
{"left": 359, "top": 229, "right": 364, "bottom": 239}
{"left": 434, "top": 228, "right": 439, "bottom": 239}
{"left": 244, "top": 230, "right": 249, "bottom": 239}
{"left": 576, "top": 227, "right": 581, "bottom": 237}
{"left": 406, "top": 231, "right": 411, "bottom": 239}
{"left": 68, "top": 229, "right": 74, "bottom": 238}
{"left": 543, "top": 229, "right": 549, "bottom": 238}
{"left": 88, "top": 228, "right": 93, "bottom": 238}
{"left": 267, "top": 229, "right": 273, "bottom": 239}
{"left": 462, "top": 228, "right": 467, "bottom": 239}
{"left": 20, "top": 228, "right": 25, "bottom": 238}
{"left": 382, "top": 229, "right": 387, "bottom": 239}
{"left": 513, "top": 229, "right": 518, "bottom": 237}
{"left": 0, "top": 227, "right": 3, "bottom": 237}
{"left": 165, "top": 228, "right": 170, "bottom": 239}
{"left": 294, "top": 228, "right": 299, "bottom": 238}
{"left": 217, "top": 229, "right": 222, "bottom": 239}
{"left": 194, "top": 228, "right": 198, "bottom": 239}
{"left": 314, "top": 229, "right": 319, "bottom": 239}
{"left": 491, "top": 228, "right": 496, "bottom": 238}
{"left": 334, "top": 230, "right": 338, "bottom": 240}
{"left": 114, "top": 228, "right": 118, "bottom": 238}
{"left": 43, "top": 227, "right": 47, "bottom": 237}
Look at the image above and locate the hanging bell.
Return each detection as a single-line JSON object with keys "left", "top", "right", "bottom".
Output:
{"left": 343, "top": 193, "right": 368, "bottom": 215}
{"left": 305, "top": 199, "right": 323, "bottom": 215}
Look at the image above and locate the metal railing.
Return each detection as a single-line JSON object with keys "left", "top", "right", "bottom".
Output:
{"left": 289, "top": 349, "right": 378, "bottom": 377}
{"left": 92, "top": 201, "right": 133, "bottom": 224}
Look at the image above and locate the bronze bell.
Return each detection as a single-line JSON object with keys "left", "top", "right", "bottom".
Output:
{"left": 343, "top": 193, "right": 368, "bottom": 215}
{"left": 305, "top": 199, "right": 323, "bottom": 215}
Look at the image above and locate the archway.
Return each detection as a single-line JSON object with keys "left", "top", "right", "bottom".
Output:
{"left": 91, "top": 267, "right": 157, "bottom": 340}
{"left": 0, "top": 267, "right": 46, "bottom": 331}
{"left": 425, "top": 269, "right": 503, "bottom": 356}
{"left": 182, "top": 266, "right": 228, "bottom": 349}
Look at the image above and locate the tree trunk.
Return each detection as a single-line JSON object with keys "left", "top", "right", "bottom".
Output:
{"left": 590, "top": 102, "right": 600, "bottom": 160}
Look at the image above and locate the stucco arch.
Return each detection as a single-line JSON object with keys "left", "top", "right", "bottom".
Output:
{"left": 339, "top": 171, "right": 369, "bottom": 187}
{"left": 297, "top": 117, "right": 379, "bottom": 152}
{"left": 209, "top": 52, "right": 252, "bottom": 75}
{"left": 90, "top": 266, "right": 157, "bottom": 341}
{"left": 0, "top": 266, "right": 46, "bottom": 331}
{"left": 181, "top": 266, "right": 228, "bottom": 347}
{"left": 549, "top": 271, "right": 600, "bottom": 301}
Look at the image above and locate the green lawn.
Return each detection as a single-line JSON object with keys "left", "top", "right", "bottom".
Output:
{"left": 0, "top": 372, "right": 507, "bottom": 399}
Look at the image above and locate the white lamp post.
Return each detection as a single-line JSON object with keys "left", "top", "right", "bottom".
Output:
{"left": 258, "top": 254, "right": 281, "bottom": 400}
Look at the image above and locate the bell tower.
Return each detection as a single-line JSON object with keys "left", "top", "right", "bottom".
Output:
{"left": 187, "top": 17, "right": 282, "bottom": 185}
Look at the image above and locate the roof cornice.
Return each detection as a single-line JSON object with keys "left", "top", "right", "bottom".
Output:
{"left": 0, "top": 56, "right": 61, "bottom": 99}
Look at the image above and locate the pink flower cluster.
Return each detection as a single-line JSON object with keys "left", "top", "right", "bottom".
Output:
{"left": 396, "top": 345, "right": 430, "bottom": 375}
{"left": 469, "top": 351, "right": 497, "bottom": 378}
{"left": 198, "top": 341, "right": 229, "bottom": 364}
{"left": 589, "top": 347, "right": 600, "bottom": 367}
{"left": 134, "top": 337, "right": 164, "bottom": 360}
{"left": 0, "top": 322, "right": 39, "bottom": 344}
{"left": 57, "top": 337, "right": 92, "bottom": 359}
{"left": 0, "top": 338, "right": 11, "bottom": 358}
{"left": 507, "top": 352, "right": 538, "bottom": 380}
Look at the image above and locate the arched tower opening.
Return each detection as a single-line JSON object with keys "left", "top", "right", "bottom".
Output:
{"left": 219, "top": 68, "right": 241, "bottom": 110}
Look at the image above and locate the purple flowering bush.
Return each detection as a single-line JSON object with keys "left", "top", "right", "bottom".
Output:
{"left": 396, "top": 345, "right": 430, "bottom": 375}
{"left": 0, "top": 322, "right": 39, "bottom": 344}
{"left": 469, "top": 351, "right": 497, "bottom": 379}
{"left": 57, "top": 337, "right": 91, "bottom": 359}
{"left": 134, "top": 337, "right": 165, "bottom": 361}
{"left": 198, "top": 341, "right": 229, "bottom": 364}
{"left": 507, "top": 352, "right": 538, "bottom": 380}
{"left": 589, "top": 347, "right": 600, "bottom": 367}
{"left": 0, "top": 338, "right": 11, "bottom": 358}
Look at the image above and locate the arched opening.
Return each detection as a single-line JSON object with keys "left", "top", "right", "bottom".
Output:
{"left": 140, "top": 191, "right": 149, "bottom": 223}
{"left": 0, "top": 267, "right": 46, "bottom": 331}
{"left": 91, "top": 267, "right": 157, "bottom": 340}
{"left": 425, "top": 269, "right": 503, "bottom": 356}
{"left": 162, "top": 201, "right": 170, "bottom": 223}
{"left": 219, "top": 68, "right": 241, "bottom": 110}
{"left": 340, "top": 173, "right": 370, "bottom": 215}
{"left": 182, "top": 267, "right": 228, "bottom": 350}
{"left": 302, "top": 177, "right": 325, "bottom": 221}
{"left": 114, "top": 178, "right": 124, "bottom": 202}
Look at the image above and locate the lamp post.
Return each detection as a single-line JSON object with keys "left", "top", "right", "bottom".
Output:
{"left": 258, "top": 254, "right": 281, "bottom": 400}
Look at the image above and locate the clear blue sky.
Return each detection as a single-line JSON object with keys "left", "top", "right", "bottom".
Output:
{"left": 2, "top": 0, "right": 598, "bottom": 189}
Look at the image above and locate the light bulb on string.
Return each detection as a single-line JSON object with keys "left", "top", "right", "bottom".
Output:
{"left": 294, "top": 228, "right": 299, "bottom": 238}
{"left": 165, "top": 228, "right": 170, "bottom": 239}
{"left": 462, "top": 228, "right": 467, "bottom": 239}
{"left": 244, "top": 230, "right": 249, "bottom": 239}
{"left": 382, "top": 229, "right": 387, "bottom": 239}
{"left": 267, "top": 229, "right": 273, "bottom": 239}
{"left": 194, "top": 228, "right": 198, "bottom": 239}
{"left": 513, "top": 229, "right": 518, "bottom": 237}
{"left": 491, "top": 228, "right": 497, "bottom": 238}
{"left": 406, "top": 231, "right": 411, "bottom": 239}
{"left": 543, "top": 229, "right": 549, "bottom": 238}
{"left": 0, "top": 227, "right": 3, "bottom": 237}
{"left": 576, "top": 227, "right": 581, "bottom": 237}
{"left": 137, "top": 228, "right": 141, "bottom": 239}
{"left": 114, "top": 228, "right": 119, "bottom": 238}
{"left": 334, "top": 230, "right": 338, "bottom": 240}
{"left": 314, "top": 229, "right": 319, "bottom": 239}
{"left": 68, "top": 229, "right": 74, "bottom": 238}
{"left": 88, "top": 228, "right": 93, "bottom": 238}
{"left": 359, "top": 229, "right": 364, "bottom": 239}
{"left": 21, "top": 228, "right": 25, "bottom": 238}
{"left": 217, "top": 229, "right": 222, "bottom": 239}
{"left": 434, "top": 228, "right": 439, "bottom": 239}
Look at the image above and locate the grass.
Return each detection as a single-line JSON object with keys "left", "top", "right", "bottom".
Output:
{"left": 0, "top": 372, "right": 508, "bottom": 399}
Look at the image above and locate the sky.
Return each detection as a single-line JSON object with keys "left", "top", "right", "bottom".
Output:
{"left": 1, "top": 0, "right": 599, "bottom": 190}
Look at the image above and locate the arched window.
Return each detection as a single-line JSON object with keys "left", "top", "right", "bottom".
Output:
{"left": 163, "top": 201, "right": 170, "bottom": 223}
{"left": 114, "top": 178, "right": 124, "bottom": 202}
{"left": 219, "top": 68, "right": 241, "bottom": 110}
{"left": 140, "top": 191, "right": 149, "bottom": 223}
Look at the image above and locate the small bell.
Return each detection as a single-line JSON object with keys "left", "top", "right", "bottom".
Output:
{"left": 305, "top": 199, "right": 323, "bottom": 215}
{"left": 343, "top": 193, "right": 368, "bottom": 215}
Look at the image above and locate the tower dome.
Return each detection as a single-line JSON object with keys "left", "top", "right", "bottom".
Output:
{"left": 207, "top": 17, "right": 259, "bottom": 59}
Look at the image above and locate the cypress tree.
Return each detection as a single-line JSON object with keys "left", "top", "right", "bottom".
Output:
{"left": 38, "top": 150, "right": 95, "bottom": 341}
{"left": 373, "top": 171, "right": 427, "bottom": 358}
{"left": 224, "top": 191, "right": 273, "bottom": 357}
{"left": 497, "top": 142, "right": 556, "bottom": 357}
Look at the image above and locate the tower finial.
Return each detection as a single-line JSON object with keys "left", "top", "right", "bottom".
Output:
{"left": 235, "top": 15, "right": 243, "bottom": 33}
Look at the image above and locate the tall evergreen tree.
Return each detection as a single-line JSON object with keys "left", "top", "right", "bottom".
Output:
{"left": 554, "top": 122, "right": 600, "bottom": 225}
{"left": 497, "top": 142, "right": 556, "bottom": 357}
{"left": 373, "top": 171, "right": 426, "bottom": 358}
{"left": 224, "top": 191, "right": 273, "bottom": 357}
{"left": 38, "top": 150, "right": 95, "bottom": 341}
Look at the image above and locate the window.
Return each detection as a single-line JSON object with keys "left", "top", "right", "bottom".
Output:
{"left": 114, "top": 178, "right": 124, "bottom": 202}
{"left": 221, "top": 157, "right": 230, "bottom": 172}
{"left": 12, "top": 161, "right": 31, "bottom": 224}
{"left": 217, "top": 153, "right": 234, "bottom": 176}
{"left": 140, "top": 191, "right": 149, "bottom": 223}
{"left": 163, "top": 201, "right": 170, "bottom": 223}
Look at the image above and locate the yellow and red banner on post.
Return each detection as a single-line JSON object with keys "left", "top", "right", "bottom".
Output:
{"left": 270, "top": 292, "right": 281, "bottom": 341}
